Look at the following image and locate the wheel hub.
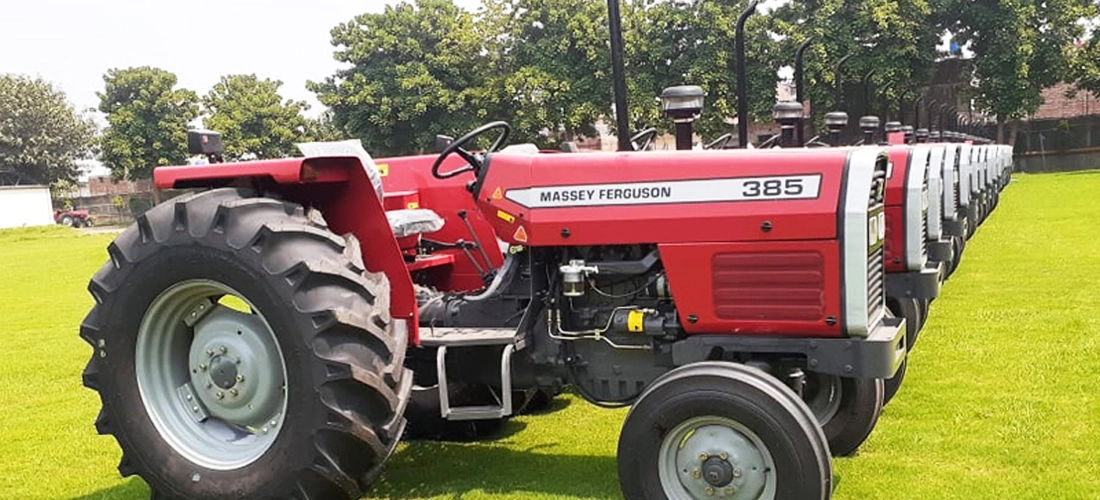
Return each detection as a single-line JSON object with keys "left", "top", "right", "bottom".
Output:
{"left": 136, "top": 280, "right": 289, "bottom": 471}
{"left": 702, "top": 456, "right": 735, "bottom": 487}
{"left": 661, "top": 417, "right": 771, "bottom": 499}
{"left": 188, "top": 308, "right": 285, "bottom": 429}
{"left": 209, "top": 355, "right": 239, "bottom": 390}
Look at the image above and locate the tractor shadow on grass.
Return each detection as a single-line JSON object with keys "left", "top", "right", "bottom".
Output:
{"left": 372, "top": 438, "right": 620, "bottom": 499}
{"left": 68, "top": 399, "right": 620, "bottom": 500}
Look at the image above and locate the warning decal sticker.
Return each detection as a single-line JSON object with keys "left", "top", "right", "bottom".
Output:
{"left": 504, "top": 174, "right": 823, "bottom": 209}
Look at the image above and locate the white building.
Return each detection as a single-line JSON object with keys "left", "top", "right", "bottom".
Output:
{"left": 0, "top": 185, "right": 54, "bottom": 229}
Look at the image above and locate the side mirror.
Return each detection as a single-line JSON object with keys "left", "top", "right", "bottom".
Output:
{"left": 434, "top": 135, "right": 455, "bottom": 153}
{"left": 188, "top": 130, "right": 224, "bottom": 156}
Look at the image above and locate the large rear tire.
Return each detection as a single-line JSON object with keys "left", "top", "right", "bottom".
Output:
{"left": 618, "top": 362, "right": 832, "bottom": 500}
{"left": 80, "top": 188, "right": 411, "bottom": 499}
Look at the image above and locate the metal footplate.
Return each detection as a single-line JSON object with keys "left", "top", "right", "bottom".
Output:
{"left": 424, "top": 327, "right": 521, "bottom": 421}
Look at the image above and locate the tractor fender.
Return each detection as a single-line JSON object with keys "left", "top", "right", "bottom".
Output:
{"left": 154, "top": 156, "right": 419, "bottom": 343}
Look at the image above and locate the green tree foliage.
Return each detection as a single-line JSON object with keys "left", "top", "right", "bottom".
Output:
{"left": 938, "top": 0, "right": 1095, "bottom": 140}
{"left": 626, "top": 0, "right": 783, "bottom": 140}
{"left": 98, "top": 67, "right": 199, "bottom": 180}
{"left": 203, "top": 74, "right": 312, "bottom": 160}
{"left": 0, "top": 75, "right": 96, "bottom": 185}
{"left": 309, "top": 0, "right": 492, "bottom": 156}
{"left": 481, "top": 0, "right": 612, "bottom": 144}
{"left": 773, "top": 0, "right": 939, "bottom": 128}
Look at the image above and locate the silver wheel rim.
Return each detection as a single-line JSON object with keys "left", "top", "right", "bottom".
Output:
{"left": 136, "top": 280, "right": 288, "bottom": 470}
{"left": 658, "top": 416, "right": 776, "bottom": 500}
{"left": 804, "top": 374, "right": 843, "bottom": 426}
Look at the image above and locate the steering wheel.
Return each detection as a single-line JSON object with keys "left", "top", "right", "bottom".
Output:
{"left": 705, "top": 133, "right": 735, "bottom": 150}
{"left": 630, "top": 128, "right": 658, "bottom": 151}
{"left": 431, "top": 121, "right": 512, "bottom": 179}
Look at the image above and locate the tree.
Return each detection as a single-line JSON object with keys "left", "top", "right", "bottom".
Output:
{"left": 0, "top": 74, "right": 96, "bottom": 185}
{"left": 309, "top": 0, "right": 492, "bottom": 156}
{"left": 626, "top": 0, "right": 785, "bottom": 141}
{"left": 773, "top": 0, "right": 939, "bottom": 132}
{"left": 203, "top": 75, "right": 312, "bottom": 160}
{"left": 98, "top": 67, "right": 199, "bottom": 180}
{"left": 479, "top": 0, "right": 613, "bottom": 145}
{"left": 937, "top": 0, "right": 1095, "bottom": 142}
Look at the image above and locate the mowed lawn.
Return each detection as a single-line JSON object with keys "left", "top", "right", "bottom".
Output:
{"left": 2, "top": 171, "right": 1099, "bottom": 500}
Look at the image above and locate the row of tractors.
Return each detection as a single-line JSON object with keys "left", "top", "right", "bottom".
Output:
{"left": 79, "top": 1, "right": 1012, "bottom": 499}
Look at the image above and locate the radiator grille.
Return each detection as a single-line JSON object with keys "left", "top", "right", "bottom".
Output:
{"left": 867, "top": 246, "right": 885, "bottom": 322}
{"left": 868, "top": 163, "right": 887, "bottom": 325}
{"left": 712, "top": 252, "right": 826, "bottom": 321}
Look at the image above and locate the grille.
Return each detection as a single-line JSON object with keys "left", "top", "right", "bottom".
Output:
{"left": 712, "top": 252, "right": 826, "bottom": 321}
{"left": 921, "top": 166, "right": 930, "bottom": 259}
{"left": 867, "top": 160, "right": 887, "bottom": 325}
{"left": 867, "top": 246, "right": 885, "bottom": 323}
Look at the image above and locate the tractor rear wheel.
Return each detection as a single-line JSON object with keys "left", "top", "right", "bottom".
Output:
{"left": 618, "top": 362, "right": 831, "bottom": 500}
{"left": 803, "top": 373, "right": 884, "bottom": 457}
{"left": 80, "top": 188, "right": 411, "bottom": 500}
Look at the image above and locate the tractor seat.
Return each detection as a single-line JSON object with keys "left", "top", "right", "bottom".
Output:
{"left": 387, "top": 208, "right": 445, "bottom": 238}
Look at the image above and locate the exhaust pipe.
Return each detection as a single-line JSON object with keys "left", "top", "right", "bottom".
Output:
{"left": 735, "top": 0, "right": 759, "bottom": 149}
{"left": 794, "top": 39, "right": 812, "bottom": 145}
{"left": 607, "top": 0, "right": 632, "bottom": 152}
{"left": 834, "top": 54, "right": 852, "bottom": 111}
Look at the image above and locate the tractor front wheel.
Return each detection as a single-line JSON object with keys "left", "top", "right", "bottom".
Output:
{"left": 802, "top": 373, "right": 884, "bottom": 457}
{"left": 618, "top": 362, "right": 831, "bottom": 499}
{"left": 80, "top": 188, "right": 410, "bottom": 499}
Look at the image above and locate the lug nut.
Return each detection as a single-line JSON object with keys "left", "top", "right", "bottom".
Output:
{"left": 229, "top": 389, "right": 239, "bottom": 397}
{"left": 206, "top": 349, "right": 214, "bottom": 357}
{"left": 705, "top": 486, "right": 715, "bottom": 496}
{"left": 692, "top": 469, "right": 701, "bottom": 479}
{"left": 261, "top": 427, "right": 269, "bottom": 435}
{"left": 699, "top": 453, "right": 708, "bottom": 462}
{"left": 215, "top": 392, "right": 224, "bottom": 400}
{"left": 198, "top": 364, "right": 206, "bottom": 372}
{"left": 185, "top": 394, "right": 193, "bottom": 401}
{"left": 236, "top": 374, "right": 244, "bottom": 383}
{"left": 724, "top": 487, "right": 735, "bottom": 495}
{"left": 192, "top": 406, "right": 199, "bottom": 413}
{"left": 270, "top": 420, "right": 278, "bottom": 427}
{"left": 219, "top": 345, "right": 228, "bottom": 354}
{"left": 733, "top": 468, "right": 742, "bottom": 478}
{"left": 719, "top": 452, "right": 728, "bottom": 460}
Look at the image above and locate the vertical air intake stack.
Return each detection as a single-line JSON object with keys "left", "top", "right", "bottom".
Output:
{"left": 826, "top": 112, "right": 849, "bottom": 147}
{"left": 661, "top": 86, "right": 706, "bottom": 151}
{"left": 884, "top": 121, "right": 903, "bottom": 145}
{"left": 859, "top": 116, "right": 881, "bottom": 145}
{"left": 774, "top": 101, "right": 804, "bottom": 148}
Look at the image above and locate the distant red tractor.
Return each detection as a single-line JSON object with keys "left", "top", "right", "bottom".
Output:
{"left": 54, "top": 208, "right": 92, "bottom": 228}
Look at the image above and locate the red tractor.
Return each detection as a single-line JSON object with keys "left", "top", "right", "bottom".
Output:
{"left": 54, "top": 208, "right": 93, "bottom": 228}
{"left": 81, "top": 119, "right": 905, "bottom": 498}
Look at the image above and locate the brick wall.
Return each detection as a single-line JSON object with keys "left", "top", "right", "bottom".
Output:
{"left": 87, "top": 176, "right": 153, "bottom": 196}
{"left": 1031, "top": 83, "right": 1099, "bottom": 120}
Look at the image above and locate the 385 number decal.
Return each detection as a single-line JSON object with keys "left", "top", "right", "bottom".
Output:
{"left": 742, "top": 177, "right": 810, "bottom": 198}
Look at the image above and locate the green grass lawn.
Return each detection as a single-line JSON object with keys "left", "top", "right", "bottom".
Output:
{"left": 2, "top": 171, "right": 1100, "bottom": 499}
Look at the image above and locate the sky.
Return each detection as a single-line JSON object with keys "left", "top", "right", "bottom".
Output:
{"left": 0, "top": 0, "right": 481, "bottom": 118}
